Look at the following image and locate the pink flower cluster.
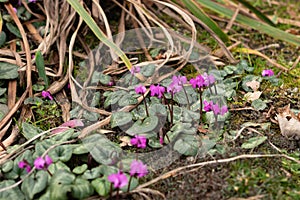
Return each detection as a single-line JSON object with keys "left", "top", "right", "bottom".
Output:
{"left": 130, "top": 135, "right": 147, "bottom": 149}
{"left": 134, "top": 73, "right": 216, "bottom": 97}
{"left": 203, "top": 100, "right": 228, "bottom": 116}
{"left": 108, "top": 160, "right": 148, "bottom": 189}
{"left": 18, "top": 155, "right": 53, "bottom": 173}
{"left": 190, "top": 73, "right": 215, "bottom": 89}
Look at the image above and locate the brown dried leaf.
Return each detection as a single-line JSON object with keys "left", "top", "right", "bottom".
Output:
{"left": 119, "top": 136, "right": 132, "bottom": 147}
{"left": 276, "top": 104, "right": 300, "bottom": 138}
{"left": 246, "top": 80, "right": 260, "bottom": 91}
{"left": 244, "top": 91, "right": 262, "bottom": 102}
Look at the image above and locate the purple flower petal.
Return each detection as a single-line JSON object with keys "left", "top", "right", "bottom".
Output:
{"left": 220, "top": 105, "right": 228, "bottom": 115}
{"left": 130, "top": 66, "right": 141, "bottom": 74}
{"left": 108, "top": 171, "right": 128, "bottom": 188}
{"left": 34, "top": 155, "right": 52, "bottom": 170}
{"left": 203, "top": 100, "right": 213, "bottom": 112}
{"left": 212, "top": 103, "right": 220, "bottom": 115}
{"left": 135, "top": 85, "right": 146, "bottom": 95}
{"left": 150, "top": 85, "right": 165, "bottom": 98}
{"left": 34, "top": 157, "right": 45, "bottom": 170}
{"left": 18, "top": 160, "right": 32, "bottom": 173}
{"left": 41, "top": 91, "right": 53, "bottom": 100}
{"left": 130, "top": 160, "right": 148, "bottom": 178}
{"left": 130, "top": 135, "right": 147, "bottom": 149}
{"left": 25, "top": 165, "right": 32, "bottom": 173}
{"left": 159, "top": 136, "right": 164, "bottom": 145}
{"left": 45, "top": 155, "right": 53, "bottom": 167}
{"left": 262, "top": 69, "right": 274, "bottom": 77}
{"left": 18, "top": 161, "right": 26, "bottom": 168}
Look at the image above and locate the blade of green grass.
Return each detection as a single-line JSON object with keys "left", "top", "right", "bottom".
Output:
{"left": 235, "top": 0, "right": 276, "bottom": 27}
{"left": 66, "top": 0, "right": 132, "bottom": 70}
{"left": 35, "top": 50, "right": 49, "bottom": 89}
{"left": 196, "top": 0, "right": 300, "bottom": 46}
{"left": 181, "top": 0, "right": 229, "bottom": 42}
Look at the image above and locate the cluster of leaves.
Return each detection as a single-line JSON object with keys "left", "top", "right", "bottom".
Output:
{"left": 0, "top": 124, "right": 145, "bottom": 199}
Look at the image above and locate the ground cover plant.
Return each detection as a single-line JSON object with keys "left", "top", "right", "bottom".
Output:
{"left": 0, "top": 0, "right": 300, "bottom": 199}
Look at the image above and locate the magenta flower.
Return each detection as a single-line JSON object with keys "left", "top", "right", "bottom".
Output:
{"left": 189, "top": 75, "right": 205, "bottom": 88}
{"left": 34, "top": 155, "right": 52, "bottom": 170}
{"left": 130, "top": 135, "right": 147, "bottom": 149}
{"left": 135, "top": 85, "right": 146, "bottom": 95}
{"left": 167, "top": 75, "right": 187, "bottom": 94}
{"left": 159, "top": 136, "right": 164, "bottom": 145}
{"left": 13, "top": 7, "right": 17, "bottom": 13}
{"left": 130, "top": 66, "right": 141, "bottom": 74}
{"left": 41, "top": 91, "right": 53, "bottom": 100}
{"left": 130, "top": 160, "right": 148, "bottom": 178}
{"left": 18, "top": 160, "right": 31, "bottom": 173}
{"left": 108, "top": 171, "right": 128, "bottom": 188}
{"left": 211, "top": 103, "right": 228, "bottom": 116}
{"left": 107, "top": 81, "right": 114, "bottom": 86}
{"left": 203, "top": 73, "right": 215, "bottom": 87}
{"left": 262, "top": 69, "right": 274, "bottom": 77}
{"left": 220, "top": 105, "right": 228, "bottom": 115}
{"left": 150, "top": 85, "right": 165, "bottom": 98}
{"left": 203, "top": 100, "right": 213, "bottom": 112}
{"left": 29, "top": 0, "right": 37, "bottom": 3}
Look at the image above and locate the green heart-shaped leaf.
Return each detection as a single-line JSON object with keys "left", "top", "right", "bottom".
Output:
{"left": 21, "top": 170, "right": 48, "bottom": 199}
{"left": 71, "top": 178, "right": 94, "bottom": 199}
{"left": 49, "top": 170, "right": 75, "bottom": 200}
{"left": 111, "top": 111, "right": 132, "bottom": 128}
{"left": 0, "top": 62, "right": 19, "bottom": 79}
{"left": 22, "top": 122, "right": 43, "bottom": 140}
{"left": 241, "top": 136, "right": 267, "bottom": 149}
{"left": 127, "top": 116, "right": 159, "bottom": 135}
{"left": 91, "top": 178, "right": 110, "bottom": 196}
{"left": 0, "top": 180, "right": 25, "bottom": 200}
{"left": 48, "top": 145, "right": 73, "bottom": 162}
{"left": 82, "top": 134, "right": 122, "bottom": 165}
{"left": 72, "top": 164, "right": 88, "bottom": 174}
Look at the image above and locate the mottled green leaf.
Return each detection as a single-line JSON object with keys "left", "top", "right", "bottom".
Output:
{"left": 82, "top": 134, "right": 122, "bottom": 165}
{"left": 251, "top": 99, "right": 267, "bottom": 111}
{"left": 127, "top": 115, "right": 158, "bottom": 135}
{"left": 0, "top": 180, "right": 24, "bottom": 200}
{"left": 49, "top": 170, "right": 75, "bottom": 200}
{"left": 111, "top": 111, "right": 132, "bottom": 128}
{"left": 241, "top": 136, "right": 267, "bottom": 149}
{"left": 0, "top": 62, "right": 19, "bottom": 79}
{"left": 21, "top": 170, "right": 48, "bottom": 199}
{"left": 72, "top": 164, "right": 88, "bottom": 174}
{"left": 22, "top": 122, "right": 43, "bottom": 140}
{"left": 71, "top": 178, "right": 94, "bottom": 199}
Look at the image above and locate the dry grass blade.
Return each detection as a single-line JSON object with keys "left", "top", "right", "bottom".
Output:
{"left": 234, "top": 47, "right": 289, "bottom": 71}
{"left": 5, "top": 3, "right": 32, "bottom": 96}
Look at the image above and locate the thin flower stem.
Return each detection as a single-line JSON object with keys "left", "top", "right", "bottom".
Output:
{"left": 199, "top": 89, "right": 203, "bottom": 122}
{"left": 164, "top": 132, "right": 171, "bottom": 143}
{"left": 162, "top": 94, "right": 173, "bottom": 127}
{"left": 142, "top": 93, "right": 149, "bottom": 117}
{"left": 208, "top": 85, "right": 213, "bottom": 95}
{"left": 170, "top": 93, "right": 174, "bottom": 126}
{"left": 46, "top": 169, "right": 53, "bottom": 176}
{"left": 181, "top": 84, "right": 190, "bottom": 110}
{"left": 109, "top": 183, "right": 113, "bottom": 199}
{"left": 214, "top": 114, "right": 218, "bottom": 128}
{"left": 116, "top": 189, "right": 119, "bottom": 200}
{"left": 127, "top": 176, "right": 132, "bottom": 192}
